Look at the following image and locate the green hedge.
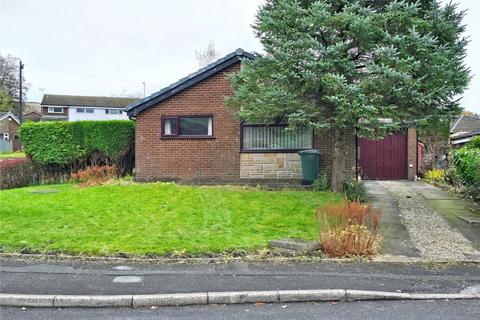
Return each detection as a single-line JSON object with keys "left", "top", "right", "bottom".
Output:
{"left": 19, "top": 120, "right": 134, "bottom": 170}
{"left": 451, "top": 141, "right": 480, "bottom": 202}
{"left": 452, "top": 147, "right": 480, "bottom": 186}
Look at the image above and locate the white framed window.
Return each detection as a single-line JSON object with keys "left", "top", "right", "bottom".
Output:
{"left": 2, "top": 133, "right": 9, "bottom": 141}
{"left": 48, "top": 107, "right": 64, "bottom": 113}
{"left": 85, "top": 108, "right": 94, "bottom": 114}
{"left": 106, "top": 109, "right": 122, "bottom": 115}
{"left": 77, "top": 108, "right": 85, "bottom": 113}
{"left": 161, "top": 116, "right": 213, "bottom": 137}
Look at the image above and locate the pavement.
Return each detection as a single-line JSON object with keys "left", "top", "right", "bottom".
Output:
{"left": 1, "top": 258, "right": 479, "bottom": 297}
{"left": 2, "top": 300, "right": 480, "bottom": 320}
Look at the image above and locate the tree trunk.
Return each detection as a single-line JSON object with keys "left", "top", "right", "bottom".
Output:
{"left": 331, "top": 127, "right": 347, "bottom": 192}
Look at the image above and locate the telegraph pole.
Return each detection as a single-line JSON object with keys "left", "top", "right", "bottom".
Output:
{"left": 19, "top": 60, "right": 24, "bottom": 124}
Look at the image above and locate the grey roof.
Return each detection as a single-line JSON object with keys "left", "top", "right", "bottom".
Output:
{"left": 0, "top": 111, "right": 20, "bottom": 123}
{"left": 126, "top": 48, "right": 255, "bottom": 117}
{"left": 41, "top": 94, "right": 140, "bottom": 108}
{"left": 450, "top": 115, "right": 480, "bottom": 139}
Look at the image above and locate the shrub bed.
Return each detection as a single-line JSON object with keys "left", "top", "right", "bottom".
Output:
{"left": 316, "top": 198, "right": 382, "bottom": 257}
{"left": 71, "top": 165, "right": 118, "bottom": 186}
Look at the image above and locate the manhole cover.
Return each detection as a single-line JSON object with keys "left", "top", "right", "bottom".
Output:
{"left": 30, "top": 189, "right": 61, "bottom": 194}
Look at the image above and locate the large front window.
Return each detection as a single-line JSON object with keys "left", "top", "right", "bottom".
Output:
{"left": 162, "top": 116, "right": 213, "bottom": 137}
{"left": 241, "top": 123, "right": 313, "bottom": 151}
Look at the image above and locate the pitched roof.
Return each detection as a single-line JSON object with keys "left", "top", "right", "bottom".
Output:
{"left": 41, "top": 94, "right": 140, "bottom": 108}
{"left": 450, "top": 115, "right": 480, "bottom": 139}
{"left": 126, "top": 48, "right": 255, "bottom": 117}
{"left": 0, "top": 111, "right": 20, "bottom": 124}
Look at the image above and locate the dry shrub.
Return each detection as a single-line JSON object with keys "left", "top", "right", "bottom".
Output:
{"left": 316, "top": 198, "right": 382, "bottom": 257}
{"left": 70, "top": 165, "right": 118, "bottom": 186}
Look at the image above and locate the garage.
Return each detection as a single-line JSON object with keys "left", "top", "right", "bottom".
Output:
{"left": 357, "top": 132, "right": 409, "bottom": 180}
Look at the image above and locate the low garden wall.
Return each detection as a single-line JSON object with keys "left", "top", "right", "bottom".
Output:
{"left": 0, "top": 158, "right": 70, "bottom": 189}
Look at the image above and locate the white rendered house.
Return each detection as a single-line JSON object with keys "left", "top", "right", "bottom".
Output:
{"left": 40, "top": 94, "right": 139, "bottom": 121}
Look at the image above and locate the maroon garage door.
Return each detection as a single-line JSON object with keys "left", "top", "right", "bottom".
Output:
{"left": 358, "top": 132, "right": 408, "bottom": 180}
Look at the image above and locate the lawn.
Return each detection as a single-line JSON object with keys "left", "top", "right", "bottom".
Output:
{"left": 0, "top": 151, "right": 25, "bottom": 159}
{"left": 0, "top": 182, "right": 341, "bottom": 256}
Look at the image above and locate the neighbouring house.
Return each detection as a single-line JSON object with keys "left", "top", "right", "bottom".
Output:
{"left": 0, "top": 112, "right": 21, "bottom": 152}
{"left": 40, "top": 94, "right": 139, "bottom": 121}
{"left": 450, "top": 114, "right": 480, "bottom": 147}
{"left": 23, "top": 111, "right": 43, "bottom": 122}
{"left": 126, "top": 49, "right": 418, "bottom": 183}
{"left": 24, "top": 101, "right": 42, "bottom": 114}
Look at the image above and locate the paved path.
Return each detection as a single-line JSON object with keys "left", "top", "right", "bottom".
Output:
{"left": 363, "top": 181, "right": 420, "bottom": 257}
{"left": 2, "top": 300, "right": 480, "bottom": 320}
{"left": 408, "top": 182, "right": 480, "bottom": 251}
{"left": 365, "top": 181, "right": 480, "bottom": 260}
{"left": 1, "top": 258, "right": 479, "bottom": 296}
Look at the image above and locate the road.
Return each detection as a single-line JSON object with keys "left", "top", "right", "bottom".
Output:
{"left": 2, "top": 300, "right": 480, "bottom": 320}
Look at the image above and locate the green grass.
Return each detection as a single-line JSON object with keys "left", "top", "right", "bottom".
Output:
{"left": 0, "top": 182, "right": 341, "bottom": 256}
{"left": 0, "top": 151, "right": 25, "bottom": 159}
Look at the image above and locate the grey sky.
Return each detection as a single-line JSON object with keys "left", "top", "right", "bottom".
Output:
{"left": 0, "top": 0, "right": 478, "bottom": 113}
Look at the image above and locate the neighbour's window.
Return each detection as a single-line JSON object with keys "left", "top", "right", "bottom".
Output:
{"left": 2, "top": 133, "right": 9, "bottom": 141}
{"left": 48, "top": 107, "right": 64, "bottom": 113}
{"left": 77, "top": 108, "right": 85, "bottom": 113}
{"left": 85, "top": 108, "right": 94, "bottom": 114}
{"left": 241, "top": 123, "right": 313, "bottom": 151}
{"left": 106, "top": 109, "right": 122, "bottom": 115}
{"left": 161, "top": 116, "right": 213, "bottom": 137}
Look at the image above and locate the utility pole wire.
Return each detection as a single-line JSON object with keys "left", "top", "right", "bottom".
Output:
{"left": 26, "top": 64, "right": 140, "bottom": 85}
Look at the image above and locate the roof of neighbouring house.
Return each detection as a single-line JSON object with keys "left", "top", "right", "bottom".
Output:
{"left": 0, "top": 111, "right": 20, "bottom": 124}
{"left": 450, "top": 115, "right": 480, "bottom": 140}
{"left": 41, "top": 94, "right": 140, "bottom": 108}
{"left": 24, "top": 101, "right": 42, "bottom": 114}
{"left": 125, "top": 48, "right": 255, "bottom": 117}
{"left": 23, "top": 111, "right": 43, "bottom": 122}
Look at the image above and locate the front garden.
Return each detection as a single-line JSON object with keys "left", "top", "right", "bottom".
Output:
{"left": 1, "top": 120, "right": 380, "bottom": 258}
{"left": 0, "top": 182, "right": 341, "bottom": 256}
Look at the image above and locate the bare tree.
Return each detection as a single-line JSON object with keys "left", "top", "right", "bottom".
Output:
{"left": 0, "top": 54, "right": 29, "bottom": 114}
{"left": 194, "top": 42, "right": 220, "bottom": 68}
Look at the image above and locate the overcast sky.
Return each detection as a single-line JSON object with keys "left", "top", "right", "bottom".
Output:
{"left": 0, "top": 0, "right": 478, "bottom": 113}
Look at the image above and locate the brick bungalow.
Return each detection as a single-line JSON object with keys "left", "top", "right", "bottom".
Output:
{"left": 126, "top": 49, "right": 418, "bottom": 183}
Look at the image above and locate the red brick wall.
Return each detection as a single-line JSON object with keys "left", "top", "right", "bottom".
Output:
{"left": 134, "top": 62, "right": 358, "bottom": 182}
{"left": 407, "top": 127, "right": 418, "bottom": 180}
{"left": 135, "top": 63, "right": 241, "bottom": 181}
{"left": 314, "top": 127, "right": 356, "bottom": 180}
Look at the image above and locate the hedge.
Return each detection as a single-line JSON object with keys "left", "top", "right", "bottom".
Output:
{"left": 19, "top": 120, "right": 135, "bottom": 173}
{"left": 451, "top": 141, "right": 480, "bottom": 202}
